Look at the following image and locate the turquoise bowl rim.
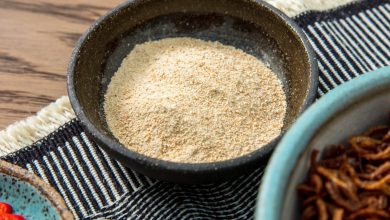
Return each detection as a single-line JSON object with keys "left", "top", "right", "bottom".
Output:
{"left": 0, "top": 160, "right": 74, "bottom": 220}
{"left": 255, "top": 66, "right": 390, "bottom": 220}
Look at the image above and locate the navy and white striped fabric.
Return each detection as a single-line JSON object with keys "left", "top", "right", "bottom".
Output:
{"left": 3, "top": 1, "right": 390, "bottom": 219}
{"left": 294, "top": 1, "right": 390, "bottom": 95}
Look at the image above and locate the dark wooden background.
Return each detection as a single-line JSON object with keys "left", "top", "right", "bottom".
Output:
{"left": 0, "top": 0, "right": 122, "bottom": 129}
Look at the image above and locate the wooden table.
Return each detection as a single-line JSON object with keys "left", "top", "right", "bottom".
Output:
{"left": 0, "top": 0, "right": 122, "bottom": 129}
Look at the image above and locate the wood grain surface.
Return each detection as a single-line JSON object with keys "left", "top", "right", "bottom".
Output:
{"left": 0, "top": 0, "right": 122, "bottom": 129}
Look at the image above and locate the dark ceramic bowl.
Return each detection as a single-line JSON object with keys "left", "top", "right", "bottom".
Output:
{"left": 67, "top": 0, "right": 318, "bottom": 183}
{"left": 0, "top": 160, "right": 73, "bottom": 219}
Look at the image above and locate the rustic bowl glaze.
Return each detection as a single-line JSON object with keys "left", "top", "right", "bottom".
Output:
{"left": 257, "top": 66, "right": 390, "bottom": 219}
{"left": 0, "top": 160, "right": 73, "bottom": 219}
{"left": 68, "top": 0, "right": 318, "bottom": 183}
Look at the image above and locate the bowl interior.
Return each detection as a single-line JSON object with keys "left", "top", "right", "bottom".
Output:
{"left": 254, "top": 67, "right": 390, "bottom": 220}
{"left": 72, "top": 0, "right": 313, "bottom": 149}
{"left": 282, "top": 88, "right": 390, "bottom": 219}
{"left": 99, "top": 13, "right": 289, "bottom": 125}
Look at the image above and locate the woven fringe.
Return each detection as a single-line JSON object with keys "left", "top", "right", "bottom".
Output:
{"left": 267, "top": 0, "right": 355, "bottom": 16}
{"left": 0, "top": 96, "right": 75, "bottom": 155}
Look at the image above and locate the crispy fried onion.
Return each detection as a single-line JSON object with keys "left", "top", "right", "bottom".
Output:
{"left": 298, "top": 120, "right": 390, "bottom": 219}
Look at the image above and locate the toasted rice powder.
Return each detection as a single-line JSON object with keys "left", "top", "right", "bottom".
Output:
{"left": 104, "top": 37, "right": 286, "bottom": 163}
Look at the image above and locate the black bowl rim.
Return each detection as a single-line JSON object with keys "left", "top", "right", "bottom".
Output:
{"left": 67, "top": 0, "right": 318, "bottom": 173}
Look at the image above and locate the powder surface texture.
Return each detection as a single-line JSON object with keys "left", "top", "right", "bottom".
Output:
{"left": 104, "top": 37, "right": 286, "bottom": 163}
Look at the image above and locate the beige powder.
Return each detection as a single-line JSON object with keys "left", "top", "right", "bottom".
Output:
{"left": 104, "top": 37, "right": 286, "bottom": 163}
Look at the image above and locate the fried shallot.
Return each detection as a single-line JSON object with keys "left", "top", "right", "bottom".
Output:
{"left": 298, "top": 115, "right": 390, "bottom": 220}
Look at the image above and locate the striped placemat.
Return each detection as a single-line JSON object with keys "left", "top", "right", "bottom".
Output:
{"left": 2, "top": 0, "right": 390, "bottom": 219}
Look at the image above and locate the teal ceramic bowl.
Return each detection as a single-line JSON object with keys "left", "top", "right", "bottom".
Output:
{"left": 256, "top": 66, "right": 390, "bottom": 220}
{"left": 0, "top": 160, "right": 73, "bottom": 219}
